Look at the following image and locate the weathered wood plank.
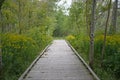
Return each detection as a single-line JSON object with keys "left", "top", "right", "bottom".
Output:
{"left": 19, "top": 40, "right": 99, "bottom": 80}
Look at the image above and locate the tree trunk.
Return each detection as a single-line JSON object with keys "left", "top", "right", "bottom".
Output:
{"left": 109, "top": 0, "right": 118, "bottom": 34}
{"left": 0, "top": 40, "right": 2, "bottom": 70}
{"left": 18, "top": 0, "right": 22, "bottom": 34}
{"left": 0, "top": 0, "right": 5, "bottom": 70}
{"left": 89, "top": 0, "right": 96, "bottom": 68}
{"left": 101, "top": 0, "right": 112, "bottom": 66}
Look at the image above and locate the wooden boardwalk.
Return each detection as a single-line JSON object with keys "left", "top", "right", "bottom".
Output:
{"left": 19, "top": 40, "right": 99, "bottom": 80}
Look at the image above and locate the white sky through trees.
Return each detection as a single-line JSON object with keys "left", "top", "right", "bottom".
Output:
{"left": 57, "top": 0, "right": 72, "bottom": 15}
{"left": 57, "top": 0, "right": 120, "bottom": 15}
{"left": 57, "top": 0, "right": 72, "bottom": 8}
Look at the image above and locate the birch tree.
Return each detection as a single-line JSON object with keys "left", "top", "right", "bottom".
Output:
{"left": 102, "top": 0, "right": 112, "bottom": 65}
{"left": 89, "top": 0, "right": 96, "bottom": 68}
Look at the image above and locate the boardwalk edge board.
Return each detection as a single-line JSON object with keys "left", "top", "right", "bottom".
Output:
{"left": 18, "top": 43, "right": 51, "bottom": 80}
{"left": 66, "top": 40, "right": 100, "bottom": 80}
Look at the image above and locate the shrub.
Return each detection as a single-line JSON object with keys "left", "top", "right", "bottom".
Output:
{"left": 1, "top": 33, "right": 39, "bottom": 80}
{"left": 66, "top": 34, "right": 89, "bottom": 62}
{"left": 94, "top": 35, "right": 120, "bottom": 79}
{"left": 26, "top": 27, "right": 53, "bottom": 49}
{"left": 66, "top": 35, "right": 75, "bottom": 41}
{"left": 67, "top": 34, "right": 120, "bottom": 79}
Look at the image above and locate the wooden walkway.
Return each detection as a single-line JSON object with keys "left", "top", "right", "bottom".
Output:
{"left": 19, "top": 40, "right": 99, "bottom": 80}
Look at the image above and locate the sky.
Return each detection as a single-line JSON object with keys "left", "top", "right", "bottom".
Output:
{"left": 56, "top": 0, "right": 72, "bottom": 15}
{"left": 57, "top": 0, "right": 72, "bottom": 9}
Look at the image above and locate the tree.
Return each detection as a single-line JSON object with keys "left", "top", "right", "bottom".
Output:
{"left": 69, "top": 1, "right": 85, "bottom": 35}
{"left": 89, "top": 0, "right": 96, "bottom": 68}
{"left": 102, "top": 0, "right": 112, "bottom": 65}
{"left": 109, "top": 0, "right": 118, "bottom": 34}
{"left": 0, "top": 0, "right": 58, "bottom": 79}
{"left": 0, "top": 0, "right": 5, "bottom": 70}
{"left": 0, "top": 13, "right": 2, "bottom": 69}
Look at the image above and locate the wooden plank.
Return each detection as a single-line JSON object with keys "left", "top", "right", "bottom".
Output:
{"left": 18, "top": 44, "right": 51, "bottom": 80}
{"left": 66, "top": 40, "right": 100, "bottom": 80}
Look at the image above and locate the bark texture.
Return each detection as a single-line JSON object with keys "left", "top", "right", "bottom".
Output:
{"left": 89, "top": 0, "right": 96, "bottom": 68}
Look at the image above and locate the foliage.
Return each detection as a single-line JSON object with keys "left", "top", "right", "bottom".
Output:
{"left": 67, "top": 34, "right": 120, "bottom": 80}
{"left": 0, "top": 0, "right": 57, "bottom": 80}
{"left": 53, "top": 9, "right": 69, "bottom": 37}
{"left": 68, "top": 1, "right": 85, "bottom": 35}
{"left": 65, "top": 0, "right": 120, "bottom": 80}
{"left": 0, "top": 33, "right": 39, "bottom": 80}
{"left": 94, "top": 35, "right": 120, "bottom": 79}
{"left": 0, "top": 0, "right": 5, "bottom": 9}
{"left": 0, "top": 0, "right": 120, "bottom": 80}
{"left": 0, "top": 28, "right": 53, "bottom": 80}
{"left": 66, "top": 35, "right": 75, "bottom": 41}
{"left": 26, "top": 27, "right": 53, "bottom": 49}
{"left": 66, "top": 34, "right": 89, "bottom": 62}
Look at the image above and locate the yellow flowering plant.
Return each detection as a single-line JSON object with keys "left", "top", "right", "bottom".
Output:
{"left": 1, "top": 33, "right": 39, "bottom": 78}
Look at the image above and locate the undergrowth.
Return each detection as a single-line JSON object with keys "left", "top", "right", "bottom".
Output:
{"left": 66, "top": 34, "right": 120, "bottom": 80}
